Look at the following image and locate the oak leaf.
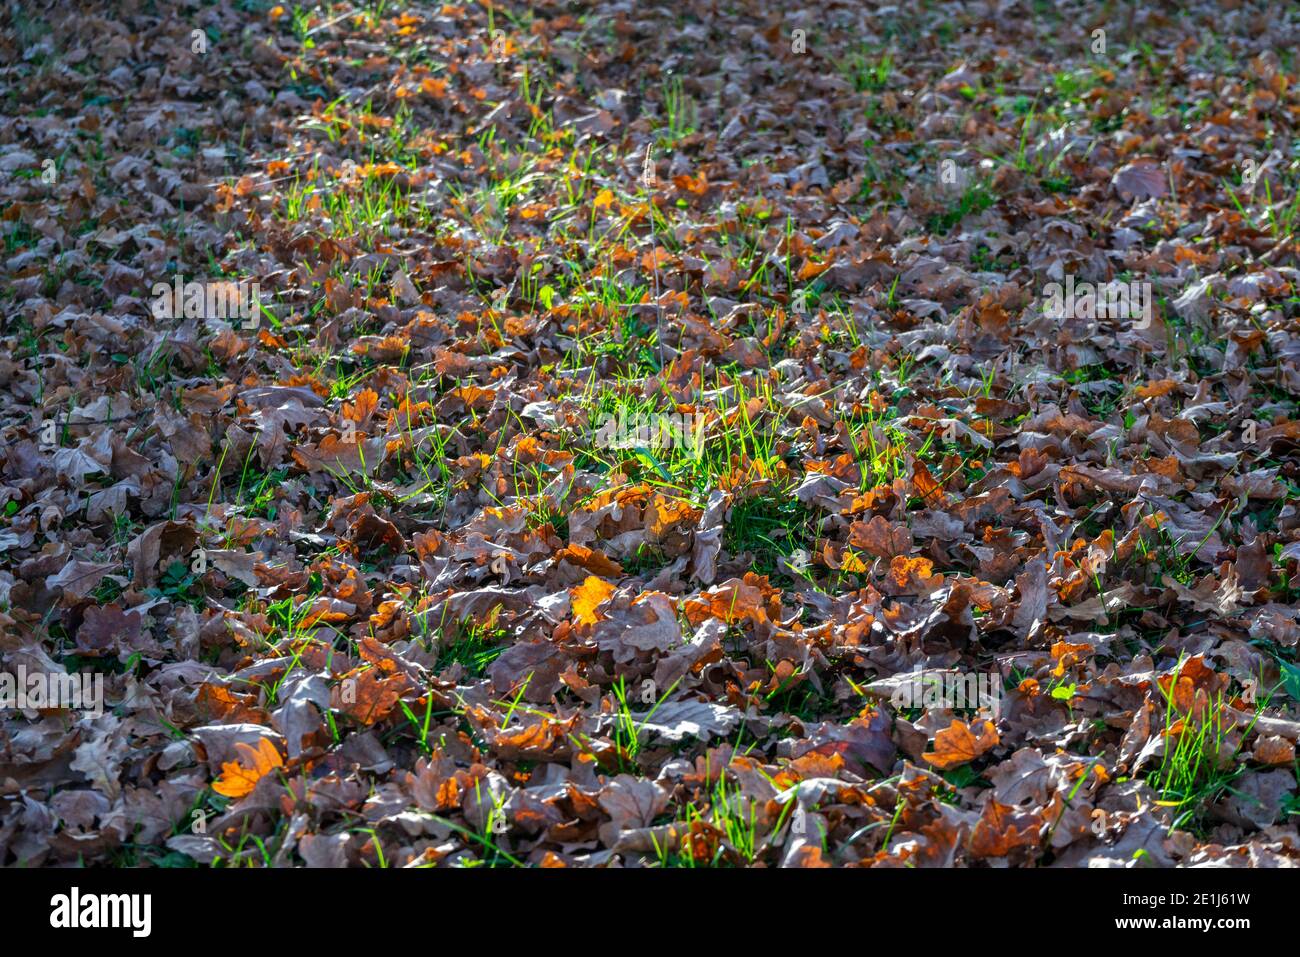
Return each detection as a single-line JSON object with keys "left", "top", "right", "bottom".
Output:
{"left": 924, "top": 718, "right": 999, "bottom": 770}
{"left": 213, "top": 738, "right": 283, "bottom": 798}
{"left": 571, "top": 576, "right": 616, "bottom": 626}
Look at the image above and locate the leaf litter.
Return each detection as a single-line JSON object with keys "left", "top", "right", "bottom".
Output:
{"left": 2, "top": 0, "right": 1300, "bottom": 868}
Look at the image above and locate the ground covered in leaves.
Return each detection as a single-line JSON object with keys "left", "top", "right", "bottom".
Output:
{"left": 3, "top": 0, "right": 1300, "bottom": 868}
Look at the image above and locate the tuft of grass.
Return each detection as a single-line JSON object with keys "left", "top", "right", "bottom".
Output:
{"left": 438, "top": 615, "right": 508, "bottom": 678}
{"left": 840, "top": 46, "right": 893, "bottom": 93}
{"left": 928, "top": 180, "right": 996, "bottom": 234}
{"left": 1147, "top": 658, "right": 1267, "bottom": 834}
{"left": 658, "top": 76, "right": 698, "bottom": 145}
{"left": 653, "top": 771, "right": 768, "bottom": 867}
{"left": 570, "top": 675, "right": 683, "bottom": 775}
{"left": 723, "top": 490, "right": 820, "bottom": 577}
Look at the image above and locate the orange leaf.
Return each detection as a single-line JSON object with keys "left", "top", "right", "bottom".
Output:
{"left": 518, "top": 202, "right": 552, "bottom": 220}
{"left": 1135, "top": 379, "right": 1179, "bottom": 399}
{"left": 923, "top": 718, "right": 999, "bottom": 770}
{"left": 640, "top": 247, "right": 672, "bottom": 271}
{"left": 337, "top": 668, "right": 405, "bottom": 725}
{"left": 911, "top": 460, "right": 946, "bottom": 506}
{"left": 795, "top": 253, "right": 836, "bottom": 280}
{"left": 885, "top": 555, "right": 944, "bottom": 595}
{"left": 420, "top": 76, "right": 449, "bottom": 98}
{"left": 968, "top": 799, "right": 1042, "bottom": 858}
{"left": 840, "top": 549, "right": 868, "bottom": 573}
{"left": 343, "top": 387, "right": 379, "bottom": 424}
{"left": 1254, "top": 735, "right": 1296, "bottom": 766}
{"left": 571, "top": 576, "right": 616, "bottom": 626}
{"left": 554, "top": 544, "right": 623, "bottom": 577}
{"left": 213, "top": 738, "right": 283, "bottom": 798}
